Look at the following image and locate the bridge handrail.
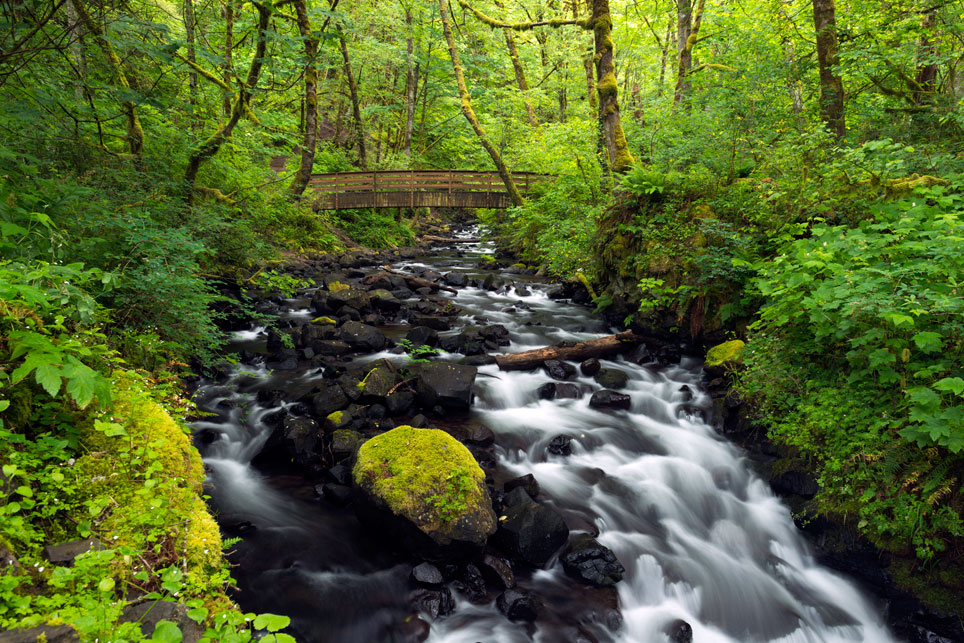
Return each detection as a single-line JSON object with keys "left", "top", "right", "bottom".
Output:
{"left": 308, "top": 170, "right": 551, "bottom": 194}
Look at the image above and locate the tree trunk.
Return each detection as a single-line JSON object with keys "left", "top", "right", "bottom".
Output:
{"left": 592, "top": 0, "right": 633, "bottom": 172}
{"left": 65, "top": 0, "right": 87, "bottom": 101}
{"left": 494, "top": 331, "right": 650, "bottom": 370}
{"left": 674, "top": 0, "right": 705, "bottom": 106}
{"left": 222, "top": 0, "right": 234, "bottom": 116}
{"left": 185, "top": 1, "right": 270, "bottom": 192}
{"left": 183, "top": 0, "right": 197, "bottom": 114}
{"left": 812, "top": 0, "right": 845, "bottom": 140}
{"left": 439, "top": 0, "right": 524, "bottom": 205}
{"left": 288, "top": 0, "right": 319, "bottom": 198}
{"left": 658, "top": 17, "right": 671, "bottom": 97}
{"left": 504, "top": 29, "right": 539, "bottom": 126}
{"left": 404, "top": 7, "right": 416, "bottom": 155}
{"left": 340, "top": 35, "right": 368, "bottom": 169}
{"left": 913, "top": 10, "right": 938, "bottom": 104}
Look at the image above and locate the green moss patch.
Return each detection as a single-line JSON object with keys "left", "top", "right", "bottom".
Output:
{"left": 705, "top": 339, "right": 745, "bottom": 367}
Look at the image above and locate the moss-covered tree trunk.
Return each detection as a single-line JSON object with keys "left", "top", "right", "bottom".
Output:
{"left": 340, "top": 35, "right": 368, "bottom": 170}
{"left": 183, "top": 0, "right": 198, "bottom": 115}
{"left": 505, "top": 31, "right": 539, "bottom": 127}
{"left": 812, "top": 0, "right": 845, "bottom": 140}
{"left": 674, "top": 0, "right": 705, "bottom": 106}
{"left": 913, "top": 10, "right": 938, "bottom": 104}
{"left": 221, "top": 0, "right": 234, "bottom": 116}
{"left": 439, "top": 0, "right": 524, "bottom": 206}
{"left": 184, "top": 1, "right": 270, "bottom": 193}
{"left": 404, "top": 6, "right": 417, "bottom": 156}
{"left": 288, "top": 0, "right": 319, "bottom": 198}
{"left": 592, "top": 0, "right": 633, "bottom": 172}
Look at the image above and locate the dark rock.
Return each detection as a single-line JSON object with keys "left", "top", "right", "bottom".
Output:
{"left": 406, "top": 326, "right": 439, "bottom": 348}
{"left": 480, "top": 553, "right": 515, "bottom": 589}
{"left": 496, "top": 589, "right": 538, "bottom": 622}
{"left": 459, "top": 354, "right": 496, "bottom": 366}
{"left": 339, "top": 321, "right": 387, "bottom": 352}
{"left": 338, "top": 306, "right": 362, "bottom": 322}
{"left": 678, "top": 384, "right": 693, "bottom": 402}
{"left": 386, "top": 391, "right": 416, "bottom": 415}
{"left": 594, "top": 368, "right": 629, "bottom": 390}
{"left": 413, "top": 362, "right": 477, "bottom": 410}
{"left": 310, "top": 340, "right": 352, "bottom": 356}
{"left": 358, "top": 366, "right": 397, "bottom": 401}
{"left": 369, "top": 289, "right": 402, "bottom": 312}
{"left": 494, "top": 499, "right": 569, "bottom": 567}
{"left": 443, "top": 272, "right": 468, "bottom": 287}
{"left": 561, "top": 534, "right": 625, "bottom": 586}
{"left": 326, "top": 463, "right": 353, "bottom": 485}
{"left": 44, "top": 539, "right": 103, "bottom": 565}
{"left": 409, "top": 588, "right": 455, "bottom": 619}
{"left": 579, "top": 358, "right": 601, "bottom": 376}
{"left": 589, "top": 390, "right": 632, "bottom": 411}
{"left": 302, "top": 323, "right": 337, "bottom": 345}
{"left": 330, "top": 429, "right": 363, "bottom": 462}
{"left": 312, "top": 382, "right": 349, "bottom": 417}
{"left": 321, "top": 483, "right": 353, "bottom": 506}
{"left": 280, "top": 415, "right": 321, "bottom": 467}
{"left": 547, "top": 435, "right": 572, "bottom": 456}
{"left": 122, "top": 600, "right": 204, "bottom": 643}
{"left": 410, "top": 315, "right": 452, "bottom": 331}
{"left": 667, "top": 619, "right": 693, "bottom": 643}
{"left": 273, "top": 357, "right": 298, "bottom": 371}
{"left": 453, "top": 564, "right": 487, "bottom": 603}
{"left": 411, "top": 562, "right": 445, "bottom": 587}
{"left": 502, "top": 486, "right": 533, "bottom": 507}
{"left": 537, "top": 382, "right": 557, "bottom": 400}
{"left": 410, "top": 413, "right": 430, "bottom": 428}
{"left": 439, "top": 332, "right": 485, "bottom": 356}
{"left": 310, "top": 292, "right": 329, "bottom": 314}
{"left": 504, "top": 474, "right": 539, "bottom": 499}
{"left": 266, "top": 329, "right": 285, "bottom": 354}
{"left": 543, "top": 359, "right": 577, "bottom": 381}
{"left": 327, "top": 288, "right": 372, "bottom": 314}
{"left": 555, "top": 383, "right": 582, "bottom": 399}
{"left": 515, "top": 286, "right": 531, "bottom": 297}
{"left": 770, "top": 470, "right": 820, "bottom": 499}
{"left": 0, "top": 625, "right": 78, "bottom": 643}
{"left": 479, "top": 324, "right": 510, "bottom": 345}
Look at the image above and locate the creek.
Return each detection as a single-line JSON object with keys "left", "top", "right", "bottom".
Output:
{"left": 190, "top": 231, "right": 896, "bottom": 643}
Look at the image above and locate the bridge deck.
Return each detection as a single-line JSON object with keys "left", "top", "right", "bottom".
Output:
{"left": 309, "top": 170, "right": 545, "bottom": 210}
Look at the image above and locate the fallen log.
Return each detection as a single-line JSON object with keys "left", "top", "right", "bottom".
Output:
{"left": 421, "top": 235, "right": 480, "bottom": 244}
{"left": 494, "top": 331, "right": 648, "bottom": 371}
{"left": 376, "top": 266, "right": 459, "bottom": 294}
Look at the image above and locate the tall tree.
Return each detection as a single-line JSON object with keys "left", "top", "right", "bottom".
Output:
{"left": 674, "top": 0, "right": 706, "bottom": 105}
{"left": 812, "top": 0, "right": 845, "bottom": 139}
{"left": 286, "top": 0, "right": 322, "bottom": 197}
{"left": 339, "top": 34, "right": 368, "bottom": 169}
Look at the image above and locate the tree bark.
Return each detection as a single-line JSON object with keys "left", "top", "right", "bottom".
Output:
{"left": 592, "top": 0, "right": 633, "bottom": 172}
{"left": 404, "top": 6, "right": 417, "bottom": 155}
{"left": 288, "top": 0, "right": 319, "bottom": 197}
{"left": 64, "top": 0, "right": 87, "bottom": 101}
{"left": 439, "top": 0, "right": 524, "bottom": 205}
{"left": 913, "top": 10, "right": 938, "bottom": 104}
{"left": 340, "top": 35, "right": 368, "bottom": 169}
{"left": 812, "top": 0, "right": 845, "bottom": 140}
{"left": 185, "top": 1, "right": 270, "bottom": 192}
{"left": 494, "top": 330, "right": 649, "bottom": 370}
{"left": 183, "top": 0, "right": 198, "bottom": 114}
{"left": 504, "top": 29, "right": 539, "bottom": 126}
{"left": 222, "top": 0, "right": 234, "bottom": 116}
{"left": 674, "top": 0, "right": 705, "bottom": 106}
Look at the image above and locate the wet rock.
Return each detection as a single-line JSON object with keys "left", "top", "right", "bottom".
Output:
{"left": 579, "top": 358, "right": 601, "bottom": 376}
{"left": 312, "top": 382, "right": 349, "bottom": 417}
{"left": 330, "top": 428, "right": 363, "bottom": 462}
{"left": 325, "top": 463, "right": 353, "bottom": 485}
{"left": 413, "top": 362, "right": 478, "bottom": 411}
{"left": 589, "top": 390, "right": 631, "bottom": 411}
{"left": 515, "top": 286, "right": 531, "bottom": 297}
{"left": 504, "top": 474, "right": 539, "bottom": 499}
{"left": 310, "top": 291, "right": 329, "bottom": 314}
{"left": 480, "top": 324, "right": 510, "bottom": 346}
{"left": 327, "top": 288, "right": 372, "bottom": 314}
{"left": 543, "top": 359, "right": 577, "bottom": 381}
{"left": 409, "top": 588, "right": 455, "bottom": 619}
{"left": 443, "top": 272, "right": 468, "bottom": 287}
{"left": 266, "top": 329, "right": 285, "bottom": 354}
{"left": 280, "top": 415, "right": 322, "bottom": 468}
{"left": 479, "top": 553, "right": 515, "bottom": 589}
{"left": 410, "top": 315, "right": 452, "bottom": 331}
{"left": 502, "top": 486, "right": 534, "bottom": 507}
{"left": 310, "top": 340, "right": 352, "bottom": 356}
{"left": 678, "top": 384, "right": 693, "bottom": 402}
{"left": 496, "top": 589, "right": 539, "bottom": 622}
{"left": 44, "top": 539, "right": 103, "bottom": 565}
{"left": 537, "top": 382, "right": 557, "bottom": 400}
{"left": 442, "top": 420, "right": 495, "bottom": 446}
{"left": 594, "top": 368, "right": 628, "bottom": 390}
{"left": 439, "top": 331, "right": 485, "bottom": 356}
{"left": 321, "top": 483, "right": 352, "bottom": 506}
{"left": 560, "top": 534, "right": 625, "bottom": 587}
{"left": 453, "top": 564, "right": 487, "bottom": 603}
{"left": 122, "top": 600, "right": 204, "bottom": 643}
{"left": 369, "top": 289, "right": 402, "bottom": 312}
{"left": 301, "top": 322, "right": 337, "bottom": 345}
{"left": 459, "top": 354, "right": 496, "bottom": 366}
{"left": 411, "top": 562, "right": 445, "bottom": 586}
{"left": 493, "top": 497, "right": 570, "bottom": 567}
{"left": 358, "top": 366, "right": 397, "bottom": 401}
{"left": 385, "top": 391, "right": 416, "bottom": 416}
{"left": 770, "top": 470, "right": 820, "bottom": 499}
{"left": 667, "top": 619, "right": 693, "bottom": 643}
{"left": 406, "top": 326, "right": 439, "bottom": 348}
{"left": 547, "top": 435, "right": 573, "bottom": 456}
{"left": 0, "top": 625, "right": 77, "bottom": 643}
{"left": 339, "top": 321, "right": 387, "bottom": 352}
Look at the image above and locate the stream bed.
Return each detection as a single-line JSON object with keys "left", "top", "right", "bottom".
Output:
{"left": 190, "top": 232, "right": 897, "bottom": 643}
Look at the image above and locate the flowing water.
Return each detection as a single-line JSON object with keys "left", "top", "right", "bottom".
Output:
{"left": 191, "top": 233, "right": 896, "bottom": 643}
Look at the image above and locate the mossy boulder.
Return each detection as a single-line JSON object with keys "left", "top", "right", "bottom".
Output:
{"left": 705, "top": 340, "right": 745, "bottom": 369}
{"left": 352, "top": 426, "right": 496, "bottom": 558}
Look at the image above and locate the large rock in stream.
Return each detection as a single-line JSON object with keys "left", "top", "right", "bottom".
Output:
{"left": 411, "top": 362, "right": 477, "bottom": 410}
{"left": 352, "top": 426, "right": 497, "bottom": 558}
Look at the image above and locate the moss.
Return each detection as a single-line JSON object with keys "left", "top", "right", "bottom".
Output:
{"left": 887, "top": 556, "right": 964, "bottom": 615}
{"left": 884, "top": 173, "right": 948, "bottom": 195}
{"left": 312, "top": 316, "right": 336, "bottom": 325}
{"left": 328, "top": 281, "right": 349, "bottom": 292}
{"left": 596, "top": 74, "right": 618, "bottom": 100}
{"left": 352, "top": 426, "right": 492, "bottom": 537}
{"left": 705, "top": 339, "right": 746, "bottom": 367}
{"left": 327, "top": 410, "right": 344, "bottom": 425}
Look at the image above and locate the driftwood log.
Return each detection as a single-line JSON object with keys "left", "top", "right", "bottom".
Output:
{"left": 362, "top": 266, "right": 458, "bottom": 294}
{"left": 495, "top": 330, "right": 648, "bottom": 371}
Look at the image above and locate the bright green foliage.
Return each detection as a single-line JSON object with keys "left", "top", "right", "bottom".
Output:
{"left": 704, "top": 340, "right": 745, "bottom": 368}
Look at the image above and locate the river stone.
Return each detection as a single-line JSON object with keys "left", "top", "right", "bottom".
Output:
{"left": 310, "top": 340, "right": 352, "bottom": 356}
{"left": 459, "top": 354, "right": 496, "bottom": 366}
{"left": 369, "top": 289, "right": 402, "bottom": 312}
{"left": 406, "top": 326, "right": 439, "bottom": 348}
{"left": 330, "top": 429, "right": 363, "bottom": 462}
{"left": 496, "top": 589, "right": 539, "bottom": 622}
{"left": 504, "top": 474, "right": 540, "bottom": 499}
{"left": 543, "top": 359, "right": 577, "bottom": 381}
{"left": 413, "top": 362, "right": 478, "bottom": 410}
{"left": 594, "top": 368, "right": 629, "bottom": 390}
{"left": 453, "top": 563, "right": 487, "bottom": 603}
{"left": 280, "top": 415, "right": 321, "bottom": 468}
{"left": 410, "top": 315, "right": 452, "bottom": 331}
{"left": 444, "top": 272, "right": 468, "bottom": 287}
{"left": 327, "top": 288, "right": 372, "bottom": 314}
{"left": 589, "top": 390, "right": 632, "bottom": 411}
{"left": 321, "top": 483, "right": 352, "bottom": 506}
{"left": 339, "top": 321, "right": 387, "bottom": 352}
{"left": 493, "top": 497, "right": 569, "bottom": 567}
{"left": 0, "top": 625, "right": 78, "bottom": 643}
{"left": 358, "top": 366, "right": 397, "bottom": 401}
{"left": 312, "top": 382, "right": 349, "bottom": 417}
{"left": 409, "top": 588, "right": 455, "bottom": 619}
{"left": 667, "top": 619, "right": 693, "bottom": 643}
{"left": 560, "top": 534, "right": 625, "bottom": 586}
{"left": 547, "top": 435, "right": 572, "bottom": 456}
{"left": 352, "top": 426, "right": 497, "bottom": 556}
{"left": 480, "top": 553, "right": 515, "bottom": 589}
{"left": 411, "top": 562, "right": 445, "bottom": 586}
{"left": 386, "top": 390, "right": 416, "bottom": 415}
{"left": 579, "top": 358, "right": 601, "bottom": 376}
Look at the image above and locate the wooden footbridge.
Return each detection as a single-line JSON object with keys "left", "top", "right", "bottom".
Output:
{"left": 309, "top": 170, "right": 546, "bottom": 210}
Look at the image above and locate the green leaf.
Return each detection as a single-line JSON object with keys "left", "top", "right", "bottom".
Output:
{"left": 253, "top": 614, "right": 290, "bottom": 632}
{"left": 98, "top": 577, "right": 116, "bottom": 592}
{"left": 882, "top": 312, "right": 914, "bottom": 328}
{"left": 186, "top": 607, "right": 209, "bottom": 624}
{"left": 2, "top": 464, "right": 16, "bottom": 477}
{"left": 15, "top": 485, "right": 33, "bottom": 498}
{"left": 934, "top": 377, "right": 964, "bottom": 396}
{"left": 34, "top": 362, "right": 63, "bottom": 397}
{"left": 0, "top": 400, "right": 9, "bottom": 412}
{"left": 151, "top": 620, "right": 183, "bottom": 643}
{"left": 912, "top": 331, "right": 943, "bottom": 353}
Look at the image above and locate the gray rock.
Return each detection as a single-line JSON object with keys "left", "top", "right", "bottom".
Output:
{"left": 594, "top": 368, "right": 629, "bottom": 390}
{"left": 561, "top": 534, "right": 625, "bottom": 586}
{"left": 413, "top": 362, "right": 478, "bottom": 410}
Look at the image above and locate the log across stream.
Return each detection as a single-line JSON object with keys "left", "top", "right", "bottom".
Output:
{"left": 190, "top": 230, "right": 896, "bottom": 643}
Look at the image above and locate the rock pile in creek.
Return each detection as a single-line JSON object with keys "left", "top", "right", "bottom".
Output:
{"left": 207, "top": 243, "right": 680, "bottom": 639}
